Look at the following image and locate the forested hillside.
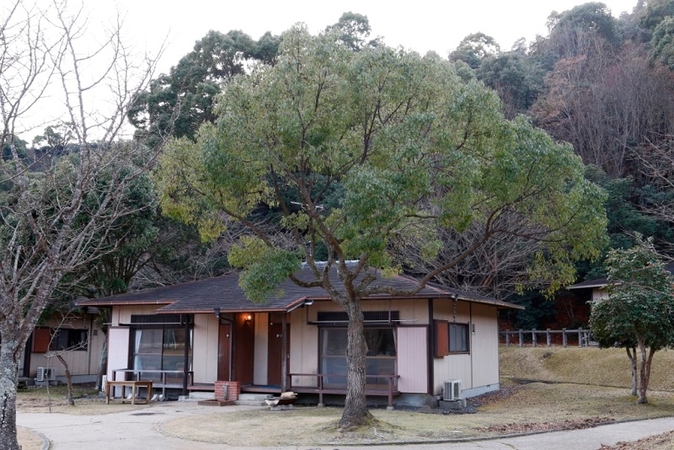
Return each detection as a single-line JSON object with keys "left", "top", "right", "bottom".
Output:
{"left": 454, "top": 1, "right": 674, "bottom": 328}
{"left": 13, "top": 3, "right": 674, "bottom": 326}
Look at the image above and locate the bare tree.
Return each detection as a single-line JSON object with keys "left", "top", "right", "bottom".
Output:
{"left": 391, "top": 211, "right": 552, "bottom": 300}
{"left": 41, "top": 310, "right": 91, "bottom": 408}
{"left": 0, "top": 1, "right": 162, "bottom": 448}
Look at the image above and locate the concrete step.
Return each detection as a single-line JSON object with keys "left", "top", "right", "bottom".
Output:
{"left": 188, "top": 391, "right": 215, "bottom": 400}
{"left": 235, "top": 393, "right": 273, "bottom": 406}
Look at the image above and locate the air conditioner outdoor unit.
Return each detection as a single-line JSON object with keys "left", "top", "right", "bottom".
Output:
{"left": 36, "top": 367, "right": 55, "bottom": 382}
{"left": 443, "top": 379, "right": 462, "bottom": 401}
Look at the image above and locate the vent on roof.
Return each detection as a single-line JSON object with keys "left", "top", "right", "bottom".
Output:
{"left": 316, "top": 311, "right": 399, "bottom": 326}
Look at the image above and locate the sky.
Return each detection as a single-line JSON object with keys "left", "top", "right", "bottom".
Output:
{"left": 111, "top": 0, "right": 639, "bottom": 74}
{"left": 10, "top": 0, "right": 640, "bottom": 141}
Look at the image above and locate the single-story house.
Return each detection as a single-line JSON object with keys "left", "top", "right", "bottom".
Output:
{"left": 77, "top": 265, "right": 522, "bottom": 406}
{"left": 21, "top": 310, "right": 105, "bottom": 385}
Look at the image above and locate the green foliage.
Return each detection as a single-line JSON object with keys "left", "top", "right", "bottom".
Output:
{"left": 590, "top": 237, "right": 674, "bottom": 350}
{"left": 640, "top": 0, "right": 674, "bottom": 31}
{"left": 128, "top": 29, "right": 281, "bottom": 148}
{"left": 450, "top": 32, "right": 501, "bottom": 69}
{"left": 228, "top": 236, "right": 301, "bottom": 303}
{"left": 549, "top": 2, "right": 622, "bottom": 46}
{"left": 325, "top": 12, "right": 379, "bottom": 50}
{"left": 650, "top": 16, "right": 674, "bottom": 69}
{"left": 156, "top": 26, "right": 608, "bottom": 304}
{"left": 476, "top": 53, "right": 545, "bottom": 116}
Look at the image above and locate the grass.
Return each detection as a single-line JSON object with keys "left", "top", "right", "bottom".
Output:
{"left": 17, "top": 347, "right": 674, "bottom": 448}
{"left": 499, "top": 346, "right": 674, "bottom": 391}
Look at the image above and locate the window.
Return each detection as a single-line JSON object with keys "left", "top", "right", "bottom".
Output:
{"left": 50, "top": 329, "right": 88, "bottom": 351}
{"left": 449, "top": 323, "right": 470, "bottom": 353}
{"left": 131, "top": 328, "right": 192, "bottom": 382}
{"left": 320, "top": 328, "right": 396, "bottom": 388}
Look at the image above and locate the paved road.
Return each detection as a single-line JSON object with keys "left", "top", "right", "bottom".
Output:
{"left": 17, "top": 402, "right": 674, "bottom": 450}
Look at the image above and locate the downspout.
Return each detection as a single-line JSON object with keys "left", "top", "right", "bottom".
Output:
{"left": 427, "top": 298, "right": 434, "bottom": 395}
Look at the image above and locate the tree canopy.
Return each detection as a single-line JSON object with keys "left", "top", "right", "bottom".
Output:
{"left": 156, "top": 25, "right": 607, "bottom": 427}
{"left": 589, "top": 237, "right": 674, "bottom": 403}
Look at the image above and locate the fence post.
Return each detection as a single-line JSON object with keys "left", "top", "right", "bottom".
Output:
{"left": 519, "top": 329, "right": 523, "bottom": 347}
{"left": 546, "top": 329, "right": 551, "bottom": 347}
{"left": 562, "top": 328, "right": 567, "bottom": 348}
{"left": 532, "top": 329, "right": 537, "bottom": 347}
{"left": 578, "top": 328, "right": 583, "bottom": 347}
{"left": 505, "top": 330, "right": 510, "bottom": 347}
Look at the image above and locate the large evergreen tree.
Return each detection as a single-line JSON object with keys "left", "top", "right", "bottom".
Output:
{"left": 157, "top": 25, "right": 607, "bottom": 428}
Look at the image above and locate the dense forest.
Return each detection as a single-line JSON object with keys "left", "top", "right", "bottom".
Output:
{"left": 14, "top": 2, "right": 674, "bottom": 328}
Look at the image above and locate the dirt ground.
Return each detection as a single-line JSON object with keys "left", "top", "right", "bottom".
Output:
{"left": 15, "top": 348, "right": 674, "bottom": 448}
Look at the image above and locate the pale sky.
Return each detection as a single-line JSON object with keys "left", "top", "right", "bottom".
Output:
{"left": 10, "top": 0, "right": 640, "bottom": 141}
{"left": 112, "top": 0, "right": 639, "bottom": 74}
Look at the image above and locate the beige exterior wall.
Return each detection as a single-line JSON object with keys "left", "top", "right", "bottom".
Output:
{"left": 104, "top": 296, "right": 502, "bottom": 397}
{"left": 29, "top": 315, "right": 105, "bottom": 380}
{"left": 107, "top": 327, "right": 130, "bottom": 381}
{"left": 288, "top": 308, "right": 319, "bottom": 387}
{"left": 111, "top": 305, "right": 163, "bottom": 325}
{"left": 470, "top": 303, "right": 499, "bottom": 388}
{"left": 592, "top": 287, "right": 608, "bottom": 301}
{"left": 192, "top": 314, "right": 220, "bottom": 384}
{"left": 431, "top": 299, "right": 500, "bottom": 396}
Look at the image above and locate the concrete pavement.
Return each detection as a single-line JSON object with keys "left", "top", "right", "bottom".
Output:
{"left": 17, "top": 402, "right": 674, "bottom": 450}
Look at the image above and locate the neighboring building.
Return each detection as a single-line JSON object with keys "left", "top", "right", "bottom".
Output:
{"left": 20, "top": 309, "right": 105, "bottom": 385}
{"left": 77, "top": 266, "right": 522, "bottom": 406}
{"left": 568, "top": 263, "right": 674, "bottom": 302}
{"left": 567, "top": 277, "right": 610, "bottom": 302}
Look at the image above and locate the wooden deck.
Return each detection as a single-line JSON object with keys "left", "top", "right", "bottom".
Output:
{"left": 288, "top": 373, "right": 400, "bottom": 407}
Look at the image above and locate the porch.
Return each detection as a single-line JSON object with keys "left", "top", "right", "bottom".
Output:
{"left": 183, "top": 373, "right": 401, "bottom": 408}
{"left": 111, "top": 368, "right": 193, "bottom": 398}
{"left": 287, "top": 373, "right": 400, "bottom": 408}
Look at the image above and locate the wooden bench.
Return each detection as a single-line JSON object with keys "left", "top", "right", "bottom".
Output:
{"left": 105, "top": 380, "right": 153, "bottom": 405}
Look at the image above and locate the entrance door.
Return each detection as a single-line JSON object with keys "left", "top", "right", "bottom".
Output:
{"left": 267, "top": 323, "right": 290, "bottom": 386}
{"left": 217, "top": 323, "right": 231, "bottom": 381}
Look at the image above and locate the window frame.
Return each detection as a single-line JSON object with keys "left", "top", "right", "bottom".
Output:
{"left": 49, "top": 328, "right": 88, "bottom": 351}
{"left": 319, "top": 326, "right": 397, "bottom": 388}
{"left": 448, "top": 322, "right": 470, "bottom": 354}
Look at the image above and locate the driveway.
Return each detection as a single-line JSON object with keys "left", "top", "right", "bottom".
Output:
{"left": 17, "top": 402, "right": 674, "bottom": 450}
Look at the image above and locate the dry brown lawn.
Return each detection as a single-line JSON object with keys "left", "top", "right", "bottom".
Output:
{"left": 156, "top": 380, "right": 674, "bottom": 446}
{"left": 17, "top": 347, "right": 674, "bottom": 448}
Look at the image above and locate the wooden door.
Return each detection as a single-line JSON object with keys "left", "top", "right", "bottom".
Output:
{"left": 217, "top": 323, "right": 231, "bottom": 381}
{"left": 397, "top": 327, "right": 428, "bottom": 393}
{"left": 267, "top": 323, "right": 289, "bottom": 386}
{"left": 233, "top": 313, "right": 255, "bottom": 384}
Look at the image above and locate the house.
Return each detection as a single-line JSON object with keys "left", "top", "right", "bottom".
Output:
{"left": 77, "top": 265, "right": 522, "bottom": 406}
{"left": 20, "top": 309, "right": 106, "bottom": 385}
{"left": 567, "top": 263, "right": 674, "bottom": 302}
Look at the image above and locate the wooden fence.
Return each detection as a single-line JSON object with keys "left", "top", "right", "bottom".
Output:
{"left": 500, "top": 328, "right": 596, "bottom": 347}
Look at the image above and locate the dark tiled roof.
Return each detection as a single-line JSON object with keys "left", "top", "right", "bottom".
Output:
{"left": 568, "top": 263, "right": 674, "bottom": 290}
{"left": 77, "top": 267, "right": 523, "bottom": 312}
{"left": 567, "top": 277, "right": 609, "bottom": 290}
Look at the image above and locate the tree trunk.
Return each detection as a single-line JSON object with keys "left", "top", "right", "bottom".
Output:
{"left": 339, "top": 298, "right": 375, "bottom": 429}
{"left": 56, "top": 354, "right": 74, "bottom": 406}
{"left": 0, "top": 333, "right": 21, "bottom": 450}
{"left": 636, "top": 338, "right": 651, "bottom": 404}
{"left": 626, "top": 346, "right": 637, "bottom": 396}
{"left": 95, "top": 331, "right": 108, "bottom": 391}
